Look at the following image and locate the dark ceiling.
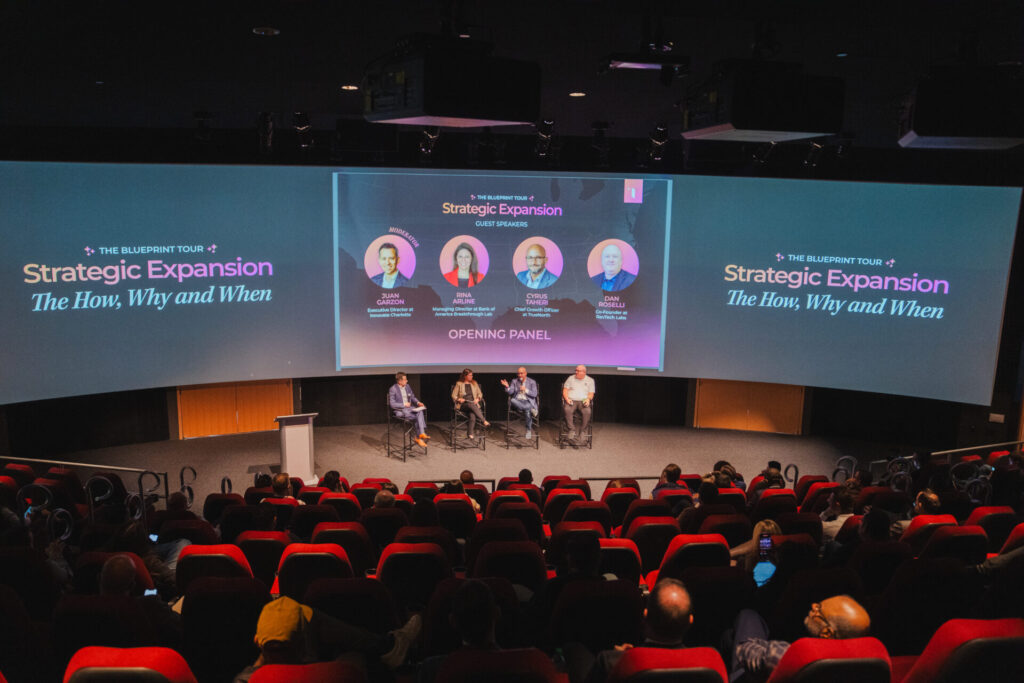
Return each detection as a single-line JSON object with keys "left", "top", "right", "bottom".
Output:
{"left": 2, "top": 1, "right": 1022, "bottom": 153}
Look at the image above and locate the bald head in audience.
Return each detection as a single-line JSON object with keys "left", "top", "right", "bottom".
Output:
{"left": 804, "top": 595, "right": 870, "bottom": 639}
{"left": 644, "top": 578, "right": 693, "bottom": 645}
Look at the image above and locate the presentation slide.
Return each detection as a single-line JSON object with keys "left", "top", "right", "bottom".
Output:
{"left": 0, "top": 161, "right": 1018, "bottom": 407}
{"left": 333, "top": 171, "right": 671, "bottom": 370}
{"left": 666, "top": 176, "right": 1021, "bottom": 405}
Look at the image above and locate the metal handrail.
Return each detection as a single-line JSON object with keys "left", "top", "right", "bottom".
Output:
{"left": 931, "top": 440, "right": 1023, "bottom": 457}
{"left": 0, "top": 454, "right": 154, "bottom": 474}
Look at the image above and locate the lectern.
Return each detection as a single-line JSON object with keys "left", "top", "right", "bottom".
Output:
{"left": 274, "top": 413, "right": 318, "bottom": 484}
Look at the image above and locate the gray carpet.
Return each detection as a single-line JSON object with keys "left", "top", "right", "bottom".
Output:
{"left": 46, "top": 419, "right": 893, "bottom": 504}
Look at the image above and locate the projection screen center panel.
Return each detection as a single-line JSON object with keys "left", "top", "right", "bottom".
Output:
{"left": 333, "top": 171, "right": 672, "bottom": 371}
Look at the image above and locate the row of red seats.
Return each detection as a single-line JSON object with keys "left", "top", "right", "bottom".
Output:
{"left": 51, "top": 615, "right": 1024, "bottom": 683}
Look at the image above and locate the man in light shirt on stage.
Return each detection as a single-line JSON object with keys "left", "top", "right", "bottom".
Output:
{"left": 516, "top": 243, "right": 558, "bottom": 289}
{"left": 562, "top": 364, "right": 595, "bottom": 441}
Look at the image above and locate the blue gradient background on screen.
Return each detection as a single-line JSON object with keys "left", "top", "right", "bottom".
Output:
{"left": 0, "top": 162, "right": 1018, "bottom": 405}
{"left": 666, "top": 176, "right": 1020, "bottom": 404}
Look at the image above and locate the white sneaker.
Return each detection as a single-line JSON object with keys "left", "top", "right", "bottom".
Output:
{"left": 525, "top": 430, "right": 533, "bottom": 439}
{"left": 382, "top": 613, "right": 421, "bottom": 669}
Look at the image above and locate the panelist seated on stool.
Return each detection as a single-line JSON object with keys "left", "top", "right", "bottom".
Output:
{"left": 452, "top": 368, "right": 490, "bottom": 440}
{"left": 502, "top": 366, "right": 539, "bottom": 440}
{"left": 388, "top": 371, "right": 430, "bottom": 448}
{"left": 562, "top": 364, "right": 595, "bottom": 445}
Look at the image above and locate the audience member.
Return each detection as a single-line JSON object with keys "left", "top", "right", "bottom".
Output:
{"left": 270, "top": 473, "right": 303, "bottom": 504}
{"left": 235, "top": 595, "right": 421, "bottom": 681}
{"left": 731, "top": 520, "right": 782, "bottom": 574}
{"left": 460, "top": 470, "right": 475, "bottom": 486}
{"left": 652, "top": 464, "right": 684, "bottom": 497}
{"left": 575, "top": 578, "right": 694, "bottom": 683}
{"left": 373, "top": 489, "right": 396, "bottom": 508}
{"left": 892, "top": 488, "right": 940, "bottom": 535}
{"left": 747, "top": 468, "right": 785, "bottom": 508}
{"left": 100, "top": 553, "right": 182, "bottom": 649}
{"left": 518, "top": 468, "right": 534, "bottom": 485}
{"left": 321, "top": 470, "right": 344, "bottom": 493}
{"left": 819, "top": 488, "right": 856, "bottom": 545}
{"left": 714, "top": 460, "right": 746, "bottom": 490}
{"left": 731, "top": 595, "right": 870, "bottom": 681}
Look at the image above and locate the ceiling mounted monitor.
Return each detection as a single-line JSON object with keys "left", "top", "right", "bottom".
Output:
{"left": 682, "top": 60, "right": 844, "bottom": 142}
{"left": 364, "top": 35, "right": 540, "bottom": 128}
{"left": 898, "top": 67, "right": 1024, "bottom": 150}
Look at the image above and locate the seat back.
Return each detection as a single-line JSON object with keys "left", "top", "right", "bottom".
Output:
{"left": 302, "top": 577, "right": 400, "bottom": 635}
{"left": 318, "top": 492, "right": 363, "bottom": 521}
{"left": 201, "top": 492, "right": 244, "bottom": 525}
{"left": 608, "top": 646, "right": 728, "bottom": 683}
{"left": 182, "top": 577, "right": 269, "bottom": 683}
{"left": 626, "top": 517, "right": 682, "bottom": 574}
{"left": 276, "top": 543, "right": 353, "bottom": 600}
{"left": 471, "top": 540, "right": 547, "bottom": 592}
{"left": 601, "top": 488, "right": 641, "bottom": 528}
{"left": 435, "top": 495, "right": 478, "bottom": 539}
{"left": 541, "top": 489, "right": 586, "bottom": 525}
{"left": 287, "top": 504, "right": 341, "bottom": 541}
{"left": 377, "top": 542, "right": 453, "bottom": 611}
{"left": 901, "top": 617, "right": 1024, "bottom": 683}
{"left": 494, "top": 502, "right": 545, "bottom": 544}
{"left": 919, "top": 525, "right": 988, "bottom": 564}
{"left": 436, "top": 647, "right": 562, "bottom": 683}
{"left": 175, "top": 544, "right": 253, "bottom": 594}
{"left": 548, "top": 579, "right": 643, "bottom": 652}
{"left": 561, "top": 500, "right": 613, "bottom": 536}
{"left": 598, "top": 538, "right": 643, "bottom": 586}
{"left": 765, "top": 637, "right": 890, "bottom": 683}
{"left": 64, "top": 646, "right": 198, "bottom": 683}
{"left": 235, "top": 530, "right": 291, "bottom": 588}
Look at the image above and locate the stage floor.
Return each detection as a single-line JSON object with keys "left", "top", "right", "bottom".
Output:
{"left": 52, "top": 419, "right": 898, "bottom": 504}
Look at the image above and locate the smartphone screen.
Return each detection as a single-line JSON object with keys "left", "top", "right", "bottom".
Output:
{"left": 758, "top": 532, "right": 773, "bottom": 560}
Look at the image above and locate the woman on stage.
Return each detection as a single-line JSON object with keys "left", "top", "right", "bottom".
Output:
{"left": 444, "top": 242, "right": 483, "bottom": 287}
{"left": 452, "top": 368, "right": 489, "bottom": 439}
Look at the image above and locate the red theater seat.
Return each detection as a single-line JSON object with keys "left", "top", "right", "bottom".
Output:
{"left": 608, "top": 646, "right": 728, "bottom": 683}
{"left": 541, "top": 488, "right": 586, "bottom": 525}
{"left": 895, "top": 617, "right": 1024, "bottom": 683}
{"left": 248, "top": 659, "right": 366, "bottom": 683}
{"left": 318, "top": 492, "right": 362, "bottom": 521}
{"left": 485, "top": 489, "right": 530, "bottom": 519}
{"left": 601, "top": 487, "right": 641, "bottom": 528}
{"left": 599, "top": 538, "right": 644, "bottom": 586}
{"left": 918, "top": 525, "right": 988, "bottom": 564}
{"left": 296, "top": 486, "right": 329, "bottom": 505}
{"left": 377, "top": 542, "right": 452, "bottom": 611}
{"left": 900, "top": 514, "right": 957, "bottom": 553}
{"left": 64, "top": 646, "right": 197, "bottom": 683}
{"left": 793, "top": 475, "right": 829, "bottom": 505}
{"left": 235, "top": 530, "right": 291, "bottom": 589}
{"left": 175, "top": 544, "right": 253, "bottom": 594}
{"left": 562, "top": 500, "right": 613, "bottom": 536}
{"left": 799, "top": 482, "right": 839, "bottom": 514}
{"left": 437, "top": 647, "right": 563, "bottom": 683}
{"left": 765, "top": 637, "right": 890, "bottom": 683}
{"left": 470, "top": 540, "right": 547, "bottom": 592}
{"left": 965, "top": 506, "right": 1018, "bottom": 553}
{"left": 275, "top": 543, "right": 352, "bottom": 599}
{"left": 646, "top": 533, "right": 729, "bottom": 587}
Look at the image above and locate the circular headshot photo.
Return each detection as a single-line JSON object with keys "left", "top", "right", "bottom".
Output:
{"left": 440, "top": 235, "right": 490, "bottom": 288}
{"left": 364, "top": 236, "right": 415, "bottom": 289}
{"left": 512, "top": 237, "right": 563, "bottom": 289}
{"left": 588, "top": 239, "right": 639, "bottom": 292}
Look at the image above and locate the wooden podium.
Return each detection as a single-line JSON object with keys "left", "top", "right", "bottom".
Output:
{"left": 274, "top": 413, "right": 318, "bottom": 483}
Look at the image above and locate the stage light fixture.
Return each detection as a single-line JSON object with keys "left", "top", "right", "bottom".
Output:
{"left": 293, "top": 112, "right": 313, "bottom": 149}
{"left": 419, "top": 126, "right": 440, "bottom": 161}
{"left": 752, "top": 141, "right": 777, "bottom": 165}
{"left": 535, "top": 119, "right": 554, "bottom": 158}
{"left": 648, "top": 124, "right": 669, "bottom": 162}
{"left": 803, "top": 141, "right": 824, "bottom": 167}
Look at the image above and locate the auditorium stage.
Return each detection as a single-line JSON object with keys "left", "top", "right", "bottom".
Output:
{"left": 56, "top": 420, "right": 898, "bottom": 504}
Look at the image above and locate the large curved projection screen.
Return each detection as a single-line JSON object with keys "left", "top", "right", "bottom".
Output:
{"left": 0, "top": 161, "right": 1019, "bottom": 406}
